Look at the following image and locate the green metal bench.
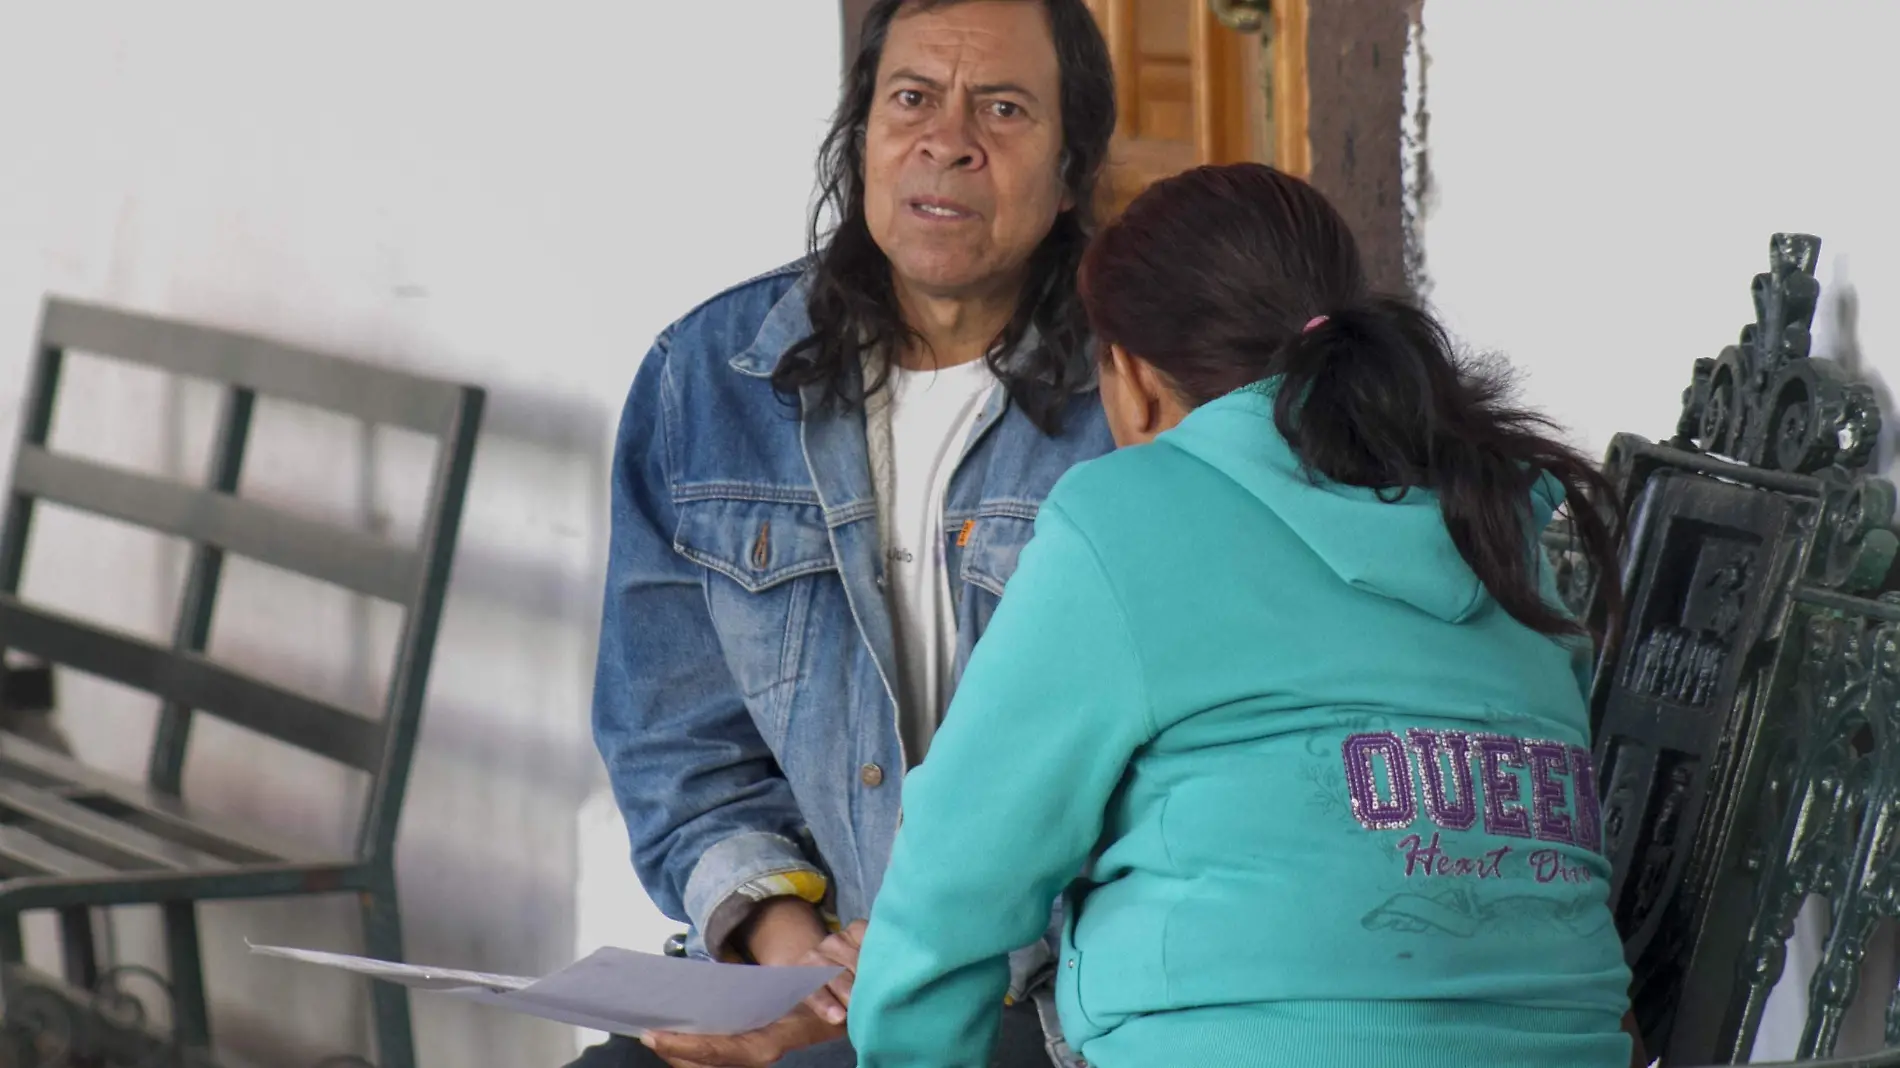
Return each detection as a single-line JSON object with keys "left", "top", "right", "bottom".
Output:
{"left": 1546, "top": 233, "right": 1900, "bottom": 1065}
{"left": 0, "top": 298, "right": 483, "bottom": 1068}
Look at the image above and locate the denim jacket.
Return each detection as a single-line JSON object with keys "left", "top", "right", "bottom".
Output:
{"left": 592, "top": 260, "right": 1113, "bottom": 1045}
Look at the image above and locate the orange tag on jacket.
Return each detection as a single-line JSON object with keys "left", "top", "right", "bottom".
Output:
{"left": 956, "top": 519, "right": 976, "bottom": 547}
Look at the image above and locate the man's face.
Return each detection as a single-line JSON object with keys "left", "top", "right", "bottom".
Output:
{"left": 863, "top": 1, "right": 1071, "bottom": 300}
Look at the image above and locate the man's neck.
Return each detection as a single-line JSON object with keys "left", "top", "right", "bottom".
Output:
{"left": 890, "top": 274, "right": 1024, "bottom": 372}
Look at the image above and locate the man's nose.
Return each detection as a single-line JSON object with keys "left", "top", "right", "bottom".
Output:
{"left": 917, "top": 100, "right": 985, "bottom": 170}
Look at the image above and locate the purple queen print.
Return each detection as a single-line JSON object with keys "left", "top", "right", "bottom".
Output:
{"left": 1341, "top": 728, "right": 1606, "bottom": 859}
{"left": 1341, "top": 732, "right": 1417, "bottom": 830}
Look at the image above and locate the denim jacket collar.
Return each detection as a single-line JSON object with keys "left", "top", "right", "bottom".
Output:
{"left": 728, "top": 273, "right": 1030, "bottom": 494}
{"left": 728, "top": 271, "right": 817, "bottom": 378}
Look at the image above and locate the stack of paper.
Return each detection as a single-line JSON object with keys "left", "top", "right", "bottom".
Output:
{"left": 248, "top": 942, "right": 841, "bottom": 1037}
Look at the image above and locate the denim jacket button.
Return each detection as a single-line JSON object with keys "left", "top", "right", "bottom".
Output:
{"left": 859, "top": 763, "right": 885, "bottom": 788}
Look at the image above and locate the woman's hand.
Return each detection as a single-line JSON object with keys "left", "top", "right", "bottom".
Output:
{"left": 799, "top": 920, "right": 867, "bottom": 1025}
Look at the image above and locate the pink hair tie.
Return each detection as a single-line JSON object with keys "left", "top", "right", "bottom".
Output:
{"left": 1303, "top": 315, "right": 1330, "bottom": 334}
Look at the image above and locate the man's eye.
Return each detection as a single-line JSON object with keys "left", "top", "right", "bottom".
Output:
{"left": 990, "top": 101, "right": 1023, "bottom": 119}
{"left": 896, "top": 89, "right": 926, "bottom": 108}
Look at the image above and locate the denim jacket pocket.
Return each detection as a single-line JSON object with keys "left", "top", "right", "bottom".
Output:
{"left": 674, "top": 494, "right": 836, "bottom": 728}
{"left": 958, "top": 508, "right": 1039, "bottom": 598}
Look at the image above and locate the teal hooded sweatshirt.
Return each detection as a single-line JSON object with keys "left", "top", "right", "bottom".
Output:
{"left": 848, "top": 384, "right": 1632, "bottom": 1068}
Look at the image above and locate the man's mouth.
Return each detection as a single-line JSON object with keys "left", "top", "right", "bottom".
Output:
{"left": 909, "top": 197, "right": 977, "bottom": 221}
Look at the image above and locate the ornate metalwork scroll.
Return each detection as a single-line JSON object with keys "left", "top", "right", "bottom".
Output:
{"left": 2, "top": 960, "right": 383, "bottom": 1067}
{"left": 1677, "top": 234, "right": 1882, "bottom": 475}
{"left": 2, "top": 964, "right": 178, "bottom": 1068}
{"left": 1690, "top": 237, "right": 1900, "bottom": 1063}
{"left": 1546, "top": 233, "right": 1900, "bottom": 1064}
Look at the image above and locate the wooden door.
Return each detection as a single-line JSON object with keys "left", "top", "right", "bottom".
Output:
{"left": 1083, "top": 0, "right": 1308, "bottom": 216}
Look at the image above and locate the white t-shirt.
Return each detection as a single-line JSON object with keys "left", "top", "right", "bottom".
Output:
{"left": 864, "top": 357, "right": 998, "bottom": 765}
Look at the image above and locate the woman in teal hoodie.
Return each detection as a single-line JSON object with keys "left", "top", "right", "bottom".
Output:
{"left": 845, "top": 163, "right": 1633, "bottom": 1068}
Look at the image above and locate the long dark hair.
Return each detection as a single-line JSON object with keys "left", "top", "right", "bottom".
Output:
{"left": 772, "top": 0, "right": 1116, "bottom": 433}
{"left": 1080, "top": 163, "right": 1622, "bottom": 639}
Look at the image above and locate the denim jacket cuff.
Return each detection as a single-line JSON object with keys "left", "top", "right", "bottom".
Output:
{"left": 684, "top": 831, "right": 829, "bottom": 960}
{"left": 1005, "top": 935, "right": 1056, "bottom": 1006}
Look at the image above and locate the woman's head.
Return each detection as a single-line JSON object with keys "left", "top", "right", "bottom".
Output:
{"left": 1079, "top": 163, "right": 1623, "bottom": 640}
{"left": 1082, "top": 163, "right": 1364, "bottom": 446}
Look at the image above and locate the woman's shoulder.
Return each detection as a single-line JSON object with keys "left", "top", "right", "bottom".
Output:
{"left": 1039, "top": 440, "right": 1233, "bottom": 548}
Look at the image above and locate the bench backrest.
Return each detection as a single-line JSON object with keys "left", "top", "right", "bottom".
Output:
{"left": 0, "top": 297, "right": 483, "bottom": 867}
{"left": 1547, "top": 234, "right": 1900, "bottom": 1063}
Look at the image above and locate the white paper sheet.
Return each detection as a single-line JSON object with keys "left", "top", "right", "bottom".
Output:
{"left": 247, "top": 942, "right": 841, "bottom": 1037}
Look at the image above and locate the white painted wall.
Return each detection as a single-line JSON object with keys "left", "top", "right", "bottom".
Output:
{"left": 0, "top": 3, "right": 840, "bottom": 1065}
{"left": 1420, "top": 1, "right": 1900, "bottom": 1059}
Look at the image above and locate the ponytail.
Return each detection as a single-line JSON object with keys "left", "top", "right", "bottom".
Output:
{"left": 1077, "top": 163, "right": 1623, "bottom": 642}
{"left": 1275, "top": 299, "right": 1623, "bottom": 640}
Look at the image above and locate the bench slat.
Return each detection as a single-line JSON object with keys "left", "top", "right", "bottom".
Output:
{"left": 15, "top": 447, "right": 419, "bottom": 603}
{"left": 0, "top": 597, "right": 385, "bottom": 772}
{"left": 0, "top": 734, "right": 314, "bottom": 864}
{"left": 0, "top": 824, "right": 116, "bottom": 878}
{"left": 40, "top": 298, "right": 465, "bottom": 436}
{"left": 0, "top": 780, "right": 231, "bottom": 872}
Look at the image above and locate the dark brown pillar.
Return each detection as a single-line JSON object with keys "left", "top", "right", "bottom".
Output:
{"left": 1304, "top": 0, "right": 1413, "bottom": 296}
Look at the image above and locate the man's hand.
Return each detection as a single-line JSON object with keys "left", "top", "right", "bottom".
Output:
{"left": 642, "top": 1005, "right": 843, "bottom": 1068}
{"left": 732, "top": 898, "right": 828, "bottom": 967}
{"left": 645, "top": 916, "right": 870, "bottom": 1067}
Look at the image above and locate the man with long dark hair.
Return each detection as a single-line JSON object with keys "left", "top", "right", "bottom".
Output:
{"left": 573, "top": 2, "right": 1116, "bottom": 1065}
